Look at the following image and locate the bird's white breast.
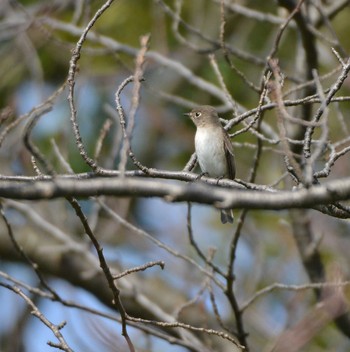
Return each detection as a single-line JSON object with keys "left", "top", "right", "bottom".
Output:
{"left": 195, "top": 127, "right": 226, "bottom": 177}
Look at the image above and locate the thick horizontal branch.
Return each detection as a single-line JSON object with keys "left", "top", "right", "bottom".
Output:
{"left": 0, "top": 176, "right": 350, "bottom": 211}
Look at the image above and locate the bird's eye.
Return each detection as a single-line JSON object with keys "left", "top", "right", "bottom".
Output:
{"left": 195, "top": 112, "right": 201, "bottom": 118}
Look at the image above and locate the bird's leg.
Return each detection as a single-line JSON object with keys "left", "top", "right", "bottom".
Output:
{"left": 216, "top": 176, "right": 234, "bottom": 223}
{"left": 195, "top": 172, "right": 209, "bottom": 181}
{"left": 215, "top": 176, "right": 224, "bottom": 185}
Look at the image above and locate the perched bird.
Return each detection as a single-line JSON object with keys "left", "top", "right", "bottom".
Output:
{"left": 184, "top": 105, "right": 236, "bottom": 224}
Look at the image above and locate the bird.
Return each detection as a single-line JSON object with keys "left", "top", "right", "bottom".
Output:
{"left": 184, "top": 105, "right": 235, "bottom": 224}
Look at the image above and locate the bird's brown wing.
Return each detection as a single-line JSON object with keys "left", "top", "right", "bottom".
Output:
{"left": 223, "top": 130, "right": 236, "bottom": 180}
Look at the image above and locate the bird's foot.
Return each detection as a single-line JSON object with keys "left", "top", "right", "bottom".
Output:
{"left": 215, "top": 176, "right": 224, "bottom": 185}
{"left": 195, "top": 172, "right": 209, "bottom": 181}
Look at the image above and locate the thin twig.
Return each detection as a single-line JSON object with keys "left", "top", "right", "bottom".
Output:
{"left": 0, "top": 202, "right": 62, "bottom": 300}
{"left": 118, "top": 35, "right": 149, "bottom": 175}
{"left": 208, "top": 53, "right": 237, "bottom": 116}
{"left": 115, "top": 76, "right": 150, "bottom": 175}
{"left": 241, "top": 280, "right": 350, "bottom": 312}
{"left": 67, "top": 0, "right": 116, "bottom": 173}
{"left": 127, "top": 316, "right": 245, "bottom": 350}
{"left": 67, "top": 196, "right": 135, "bottom": 352}
{"left": 98, "top": 199, "right": 226, "bottom": 290}
{"left": 269, "top": 58, "right": 304, "bottom": 183}
{"left": 303, "top": 57, "right": 350, "bottom": 158}
{"left": 186, "top": 202, "right": 225, "bottom": 277}
{"left": 94, "top": 118, "right": 113, "bottom": 161}
{"left": 113, "top": 261, "right": 165, "bottom": 280}
{"left": 0, "top": 282, "right": 73, "bottom": 352}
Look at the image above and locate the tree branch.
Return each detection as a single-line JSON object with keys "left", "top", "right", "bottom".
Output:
{"left": 0, "top": 176, "right": 350, "bottom": 214}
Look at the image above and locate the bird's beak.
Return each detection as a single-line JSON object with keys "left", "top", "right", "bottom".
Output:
{"left": 183, "top": 112, "right": 191, "bottom": 117}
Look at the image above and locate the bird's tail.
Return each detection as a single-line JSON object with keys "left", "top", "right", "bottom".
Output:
{"left": 220, "top": 209, "right": 234, "bottom": 224}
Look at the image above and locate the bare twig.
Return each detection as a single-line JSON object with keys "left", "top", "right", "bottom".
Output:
{"left": 66, "top": 0, "right": 116, "bottom": 173}
{"left": 209, "top": 53, "right": 238, "bottom": 115}
{"left": 127, "top": 315, "right": 245, "bottom": 350}
{"left": 186, "top": 202, "right": 225, "bottom": 277}
{"left": 118, "top": 35, "right": 149, "bottom": 175}
{"left": 269, "top": 59, "right": 303, "bottom": 183}
{"left": 303, "top": 69, "right": 329, "bottom": 184}
{"left": 115, "top": 76, "right": 150, "bottom": 175}
{"left": 0, "top": 282, "right": 73, "bottom": 352}
{"left": 266, "top": 0, "right": 306, "bottom": 66}
{"left": 230, "top": 72, "right": 271, "bottom": 139}
{"left": 113, "top": 261, "right": 165, "bottom": 280}
{"left": 0, "top": 270, "right": 206, "bottom": 351}
{"left": 94, "top": 118, "right": 113, "bottom": 161}
{"left": 0, "top": 202, "right": 62, "bottom": 300}
{"left": 272, "top": 282, "right": 349, "bottom": 351}
{"left": 98, "top": 199, "right": 225, "bottom": 290}
{"left": 67, "top": 196, "right": 135, "bottom": 352}
{"left": 241, "top": 280, "right": 350, "bottom": 312}
{"left": 304, "top": 57, "right": 350, "bottom": 158}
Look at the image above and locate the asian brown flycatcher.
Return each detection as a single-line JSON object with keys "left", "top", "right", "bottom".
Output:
{"left": 185, "top": 105, "right": 235, "bottom": 224}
